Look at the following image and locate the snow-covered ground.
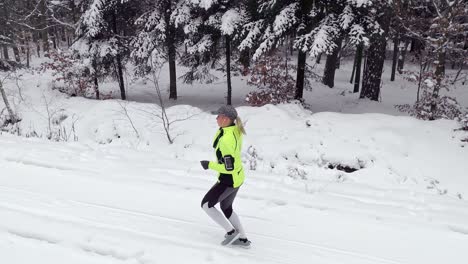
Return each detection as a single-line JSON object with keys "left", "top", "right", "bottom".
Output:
{"left": 1, "top": 58, "right": 468, "bottom": 263}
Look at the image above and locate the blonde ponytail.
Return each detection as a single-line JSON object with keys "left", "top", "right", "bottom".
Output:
{"left": 235, "top": 116, "right": 246, "bottom": 135}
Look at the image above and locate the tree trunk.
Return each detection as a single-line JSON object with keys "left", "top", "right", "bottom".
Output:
{"left": 295, "top": 0, "right": 313, "bottom": 100}
{"left": 52, "top": 32, "right": 57, "bottom": 50}
{"left": 350, "top": 54, "right": 356, "bottom": 84}
{"left": 92, "top": 58, "right": 100, "bottom": 100}
{"left": 336, "top": 39, "right": 343, "bottom": 69}
{"left": 0, "top": 4, "right": 10, "bottom": 60}
{"left": 94, "top": 75, "right": 100, "bottom": 100}
{"left": 34, "top": 31, "right": 41, "bottom": 57}
{"left": 26, "top": 32, "right": 31, "bottom": 67}
{"left": 168, "top": 40, "right": 177, "bottom": 100}
{"left": 26, "top": 46, "right": 30, "bottom": 68}
{"left": 354, "top": 43, "right": 363, "bottom": 93}
{"left": 0, "top": 80, "right": 18, "bottom": 124}
{"left": 20, "top": 31, "right": 27, "bottom": 54}
{"left": 390, "top": 36, "right": 399, "bottom": 81}
{"left": 315, "top": 53, "right": 322, "bottom": 64}
{"left": 36, "top": 42, "right": 41, "bottom": 57}
{"left": 13, "top": 45, "right": 21, "bottom": 63}
{"left": 430, "top": 50, "right": 445, "bottom": 120}
{"left": 295, "top": 50, "right": 307, "bottom": 100}
{"left": 416, "top": 57, "right": 424, "bottom": 102}
{"left": 115, "top": 58, "right": 125, "bottom": 100}
{"left": 361, "top": 39, "right": 387, "bottom": 100}
{"left": 290, "top": 35, "right": 294, "bottom": 56}
{"left": 165, "top": 2, "right": 177, "bottom": 101}
{"left": 115, "top": 53, "right": 126, "bottom": 100}
{"left": 360, "top": 8, "right": 391, "bottom": 101}
{"left": 397, "top": 39, "right": 410, "bottom": 72}
{"left": 363, "top": 48, "right": 368, "bottom": 75}
{"left": 69, "top": 1, "right": 77, "bottom": 48}
{"left": 67, "top": 32, "right": 72, "bottom": 47}
{"left": 61, "top": 28, "right": 67, "bottom": 42}
{"left": 323, "top": 37, "right": 343, "bottom": 88}
{"left": 410, "top": 38, "right": 424, "bottom": 54}
{"left": 1, "top": 45, "right": 8, "bottom": 60}
{"left": 239, "top": 49, "right": 250, "bottom": 74}
{"left": 39, "top": 0, "right": 49, "bottom": 55}
{"left": 452, "top": 63, "right": 464, "bottom": 84}
{"left": 225, "top": 35, "right": 232, "bottom": 105}
{"left": 112, "top": 12, "right": 126, "bottom": 100}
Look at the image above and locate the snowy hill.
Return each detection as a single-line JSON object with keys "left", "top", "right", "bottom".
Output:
{"left": 1, "top": 71, "right": 468, "bottom": 263}
{"left": 1, "top": 0, "right": 468, "bottom": 262}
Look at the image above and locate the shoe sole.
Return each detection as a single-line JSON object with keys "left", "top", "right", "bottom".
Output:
{"left": 221, "top": 232, "right": 240, "bottom": 246}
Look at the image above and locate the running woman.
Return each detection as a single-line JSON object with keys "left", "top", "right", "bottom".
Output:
{"left": 200, "top": 105, "right": 251, "bottom": 248}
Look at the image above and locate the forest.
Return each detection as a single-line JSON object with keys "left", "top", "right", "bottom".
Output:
{"left": 0, "top": 0, "right": 467, "bottom": 128}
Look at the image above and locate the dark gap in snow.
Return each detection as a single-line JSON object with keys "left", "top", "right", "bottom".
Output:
{"left": 327, "top": 163, "right": 360, "bottom": 173}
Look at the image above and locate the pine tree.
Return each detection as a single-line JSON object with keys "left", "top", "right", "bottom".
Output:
{"left": 173, "top": 0, "right": 245, "bottom": 105}
{"left": 359, "top": 4, "right": 392, "bottom": 101}
{"left": 0, "top": 0, "right": 29, "bottom": 64}
{"left": 319, "top": 0, "right": 390, "bottom": 101}
{"left": 75, "top": 0, "right": 139, "bottom": 100}
{"left": 239, "top": 0, "right": 369, "bottom": 99}
{"left": 132, "top": 0, "right": 182, "bottom": 100}
{"left": 238, "top": 0, "right": 317, "bottom": 100}
{"left": 320, "top": 2, "right": 349, "bottom": 88}
{"left": 395, "top": 0, "right": 467, "bottom": 120}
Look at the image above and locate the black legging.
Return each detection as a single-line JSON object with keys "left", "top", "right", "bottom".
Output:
{"left": 201, "top": 182, "right": 239, "bottom": 219}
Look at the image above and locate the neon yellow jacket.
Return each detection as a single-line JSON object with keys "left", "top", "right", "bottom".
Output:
{"left": 208, "top": 125, "right": 245, "bottom": 188}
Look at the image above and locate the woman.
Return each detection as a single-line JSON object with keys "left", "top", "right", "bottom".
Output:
{"left": 200, "top": 105, "right": 251, "bottom": 248}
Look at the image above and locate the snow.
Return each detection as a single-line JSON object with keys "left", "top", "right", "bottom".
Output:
{"left": 340, "top": 5, "right": 355, "bottom": 30}
{"left": 72, "top": 38, "right": 118, "bottom": 58}
{"left": 1, "top": 56, "right": 468, "bottom": 263}
{"left": 272, "top": 3, "right": 298, "bottom": 34}
{"left": 183, "top": 17, "right": 202, "bottom": 35}
{"left": 187, "top": 34, "right": 213, "bottom": 54}
{"left": 1, "top": 110, "right": 467, "bottom": 263}
{"left": 172, "top": 3, "right": 192, "bottom": 28}
{"left": 80, "top": 0, "right": 104, "bottom": 38}
{"left": 296, "top": 14, "right": 339, "bottom": 55}
{"left": 349, "top": 0, "right": 373, "bottom": 8}
{"left": 1, "top": 108, "right": 468, "bottom": 263}
{"left": 192, "top": 0, "right": 217, "bottom": 10}
{"left": 221, "top": 9, "right": 243, "bottom": 36}
{"left": 349, "top": 24, "right": 370, "bottom": 45}
{"left": 238, "top": 20, "right": 265, "bottom": 51}
{"left": 253, "top": 3, "right": 298, "bottom": 60}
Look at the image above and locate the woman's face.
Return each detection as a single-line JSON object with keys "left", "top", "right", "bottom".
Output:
{"left": 216, "top": 114, "right": 231, "bottom": 127}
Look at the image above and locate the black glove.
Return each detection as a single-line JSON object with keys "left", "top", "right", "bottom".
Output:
{"left": 200, "top": 160, "right": 209, "bottom": 170}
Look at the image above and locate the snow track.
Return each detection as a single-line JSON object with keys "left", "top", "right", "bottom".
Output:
{"left": 1, "top": 136, "right": 467, "bottom": 264}
{"left": 0, "top": 186, "right": 405, "bottom": 264}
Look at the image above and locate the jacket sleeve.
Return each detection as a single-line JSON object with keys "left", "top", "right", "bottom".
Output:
{"left": 208, "top": 134, "right": 237, "bottom": 174}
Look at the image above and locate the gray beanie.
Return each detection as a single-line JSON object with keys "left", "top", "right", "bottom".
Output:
{"left": 216, "top": 105, "right": 238, "bottom": 120}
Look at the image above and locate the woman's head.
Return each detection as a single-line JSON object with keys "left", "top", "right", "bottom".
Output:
{"left": 215, "top": 105, "right": 246, "bottom": 135}
{"left": 216, "top": 105, "right": 237, "bottom": 127}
